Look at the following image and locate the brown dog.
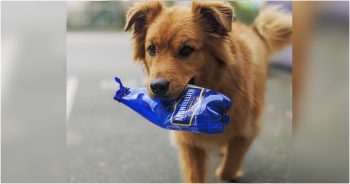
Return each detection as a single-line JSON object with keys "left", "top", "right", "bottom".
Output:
{"left": 125, "top": 1, "right": 291, "bottom": 182}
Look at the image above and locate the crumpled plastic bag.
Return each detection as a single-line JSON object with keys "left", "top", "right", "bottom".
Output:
{"left": 114, "top": 77, "right": 232, "bottom": 134}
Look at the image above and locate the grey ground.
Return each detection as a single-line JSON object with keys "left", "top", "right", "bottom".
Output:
{"left": 67, "top": 32, "right": 292, "bottom": 183}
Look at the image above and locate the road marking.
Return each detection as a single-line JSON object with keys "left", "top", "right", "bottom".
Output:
{"left": 67, "top": 76, "right": 79, "bottom": 121}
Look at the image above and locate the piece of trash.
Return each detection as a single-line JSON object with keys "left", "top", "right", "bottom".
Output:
{"left": 114, "top": 77, "right": 232, "bottom": 134}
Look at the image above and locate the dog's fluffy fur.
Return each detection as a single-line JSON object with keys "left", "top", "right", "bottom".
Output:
{"left": 125, "top": 1, "right": 292, "bottom": 182}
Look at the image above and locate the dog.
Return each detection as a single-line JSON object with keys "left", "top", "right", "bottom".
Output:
{"left": 124, "top": 1, "right": 292, "bottom": 182}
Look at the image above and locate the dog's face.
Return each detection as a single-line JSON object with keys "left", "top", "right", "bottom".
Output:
{"left": 125, "top": 1, "right": 233, "bottom": 100}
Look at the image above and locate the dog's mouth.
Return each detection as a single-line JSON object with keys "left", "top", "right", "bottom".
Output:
{"left": 168, "top": 78, "right": 195, "bottom": 100}
{"left": 150, "top": 78, "right": 196, "bottom": 100}
{"left": 188, "top": 78, "right": 195, "bottom": 85}
{"left": 167, "top": 77, "right": 195, "bottom": 100}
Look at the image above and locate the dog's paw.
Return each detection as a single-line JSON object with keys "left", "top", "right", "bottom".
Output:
{"left": 215, "top": 166, "right": 244, "bottom": 181}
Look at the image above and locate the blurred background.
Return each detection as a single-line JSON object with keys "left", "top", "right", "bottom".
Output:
{"left": 66, "top": 1, "right": 292, "bottom": 182}
{"left": 1, "top": 1, "right": 348, "bottom": 183}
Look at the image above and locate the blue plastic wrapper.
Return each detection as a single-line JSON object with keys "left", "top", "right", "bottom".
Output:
{"left": 114, "top": 77, "right": 232, "bottom": 134}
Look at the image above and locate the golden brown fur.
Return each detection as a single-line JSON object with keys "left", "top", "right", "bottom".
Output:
{"left": 125, "top": 1, "right": 292, "bottom": 182}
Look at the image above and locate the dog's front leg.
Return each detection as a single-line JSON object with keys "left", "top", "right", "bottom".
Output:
{"left": 215, "top": 136, "right": 253, "bottom": 181}
{"left": 177, "top": 142, "right": 207, "bottom": 183}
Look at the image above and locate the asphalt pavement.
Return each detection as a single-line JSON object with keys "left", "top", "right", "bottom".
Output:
{"left": 67, "top": 32, "right": 292, "bottom": 182}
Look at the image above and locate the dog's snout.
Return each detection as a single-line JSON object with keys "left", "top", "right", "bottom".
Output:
{"left": 150, "top": 78, "right": 170, "bottom": 96}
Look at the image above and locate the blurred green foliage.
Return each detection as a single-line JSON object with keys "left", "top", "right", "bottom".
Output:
{"left": 68, "top": 1, "right": 127, "bottom": 31}
{"left": 230, "top": 1, "right": 260, "bottom": 25}
{"left": 67, "top": 1, "right": 260, "bottom": 31}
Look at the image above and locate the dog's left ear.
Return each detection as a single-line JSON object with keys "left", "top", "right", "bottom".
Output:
{"left": 192, "top": 1, "right": 234, "bottom": 36}
{"left": 125, "top": 1, "right": 164, "bottom": 61}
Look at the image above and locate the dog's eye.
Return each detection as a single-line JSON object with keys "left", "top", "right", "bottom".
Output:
{"left": 179, "top": 46, "right": 194, "bottom": 57}
{"left": 147, "top": 45, "right": 156, "bottom": 56}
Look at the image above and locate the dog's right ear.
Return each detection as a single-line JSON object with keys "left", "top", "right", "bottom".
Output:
{"left": 192, "top": 1, "right": 234, "bottom": 36}
{"left": 125, "top": 1, "right": 164, "bottom": 61}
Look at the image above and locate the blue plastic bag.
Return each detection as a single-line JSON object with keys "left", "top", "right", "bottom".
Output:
{"left": 114, "top": 77, "right": 232, "bottom": 134}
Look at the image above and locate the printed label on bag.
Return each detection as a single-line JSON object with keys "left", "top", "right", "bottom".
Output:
{"left": 170, "top": 87, "right": 204, "bottom": 126}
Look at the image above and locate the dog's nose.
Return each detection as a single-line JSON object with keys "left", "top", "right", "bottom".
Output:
{"left": 150, "top": 79, "right": 170, "bottom": 96}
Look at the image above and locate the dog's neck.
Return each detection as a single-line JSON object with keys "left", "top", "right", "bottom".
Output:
{"left": 195, "top": 38, "right": 249, "bottom": 99}
{"left": 195, "top": 58, "right": 227, "bottom": 89}
{"left": 195, "top": 58, "right": 238, "bottom": 99}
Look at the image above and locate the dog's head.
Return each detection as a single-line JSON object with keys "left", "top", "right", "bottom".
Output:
{"left": 125, "top": 1, "right": 233, "bottom": 100}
